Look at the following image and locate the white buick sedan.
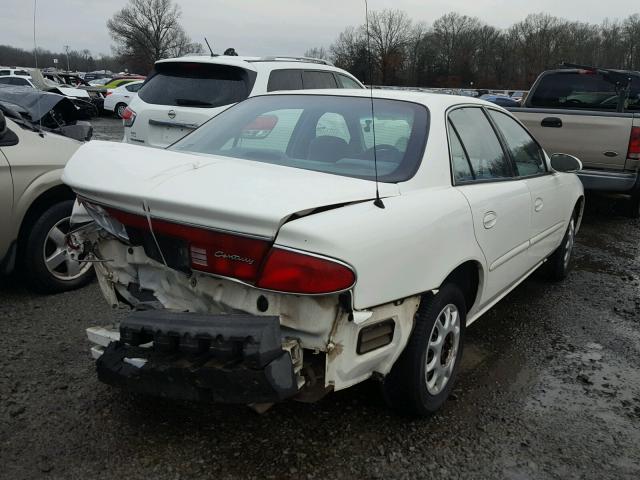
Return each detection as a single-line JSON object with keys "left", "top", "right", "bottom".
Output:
{"left": 62, "top": 90, "right": 584, "bottom": 415}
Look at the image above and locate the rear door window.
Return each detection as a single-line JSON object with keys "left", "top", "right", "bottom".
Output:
{"left": 529, "top": 72, "right": 640, "bottom": 111}
{"left": 448, "top": 107, "right": 513, "bottom": 181}
{"left": 488, "top": 110, "right": 547, "bottom": 176}
{"left": 302, "top": 71, "right": 337, "bottom": 89}
{"left": 267, "top": 69, "right": 303, "bottom": 92}
{"left": 138, "top": 62, "right": 254, "bottom": 108}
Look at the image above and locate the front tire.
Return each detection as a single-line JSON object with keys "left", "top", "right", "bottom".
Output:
{"left": 383, "top": 284, "right": 466, "bottom": 416}
{"left": 544, "top": 213, "right": 576, "bottom": 282}
{"left": 22, "top": 200, "right": 94, "bottom": 294}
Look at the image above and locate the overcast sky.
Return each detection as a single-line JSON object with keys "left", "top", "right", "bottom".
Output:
{"left": 1, "top": 0, "right": 638, "bottom": 57}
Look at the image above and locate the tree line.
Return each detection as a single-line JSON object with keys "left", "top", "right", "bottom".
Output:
{"left": 306, "top": 10, "right": 640, "bottom": 89}
{"left": 0, "top": 0, "right": 201, "bottom": 75}
{"left": 0, "top": 44, "right": 125, "bottom": 73}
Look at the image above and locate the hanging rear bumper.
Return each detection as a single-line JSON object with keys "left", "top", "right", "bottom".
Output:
{"left": 92, "top": 310, "right": 303, "bottom": 403}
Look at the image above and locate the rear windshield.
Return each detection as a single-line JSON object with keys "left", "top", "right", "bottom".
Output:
{"left": 171, "top": 94, "right": 429, "bottom": 182}
{"left": 529, "top": 72, "right": 640, "bottom": 111}
{"left": 138, "top": 62, "right": 255, "bottom": 108}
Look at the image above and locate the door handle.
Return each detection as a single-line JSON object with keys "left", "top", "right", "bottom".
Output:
{"left": 534, "top": 197, "right": 544, "bottom": 212}
{"left": 483, "top": 211, "right": 497, "bottom": 229}
{"left": 541, "top": 117, "right": 562, "bottom": 128}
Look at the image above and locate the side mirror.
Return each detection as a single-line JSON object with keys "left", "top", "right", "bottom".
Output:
{"left": 550, "top": 153, "right": 582, "bottom": 173}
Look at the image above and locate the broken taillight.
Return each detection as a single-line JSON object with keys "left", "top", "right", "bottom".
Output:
{"left": 627, "top": 126, "right": 640, "bottom": 160}
{"left": 94, "top": 205, "right": 355, "bottom": 294}
{"left": 121, "top": 106, "right": 136, "bottom": 127}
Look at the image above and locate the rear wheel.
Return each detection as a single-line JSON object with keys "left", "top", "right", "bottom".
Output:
{"left": 115, "top": 103, "right": 127, "bottom": 119}
{"left": 22, "top": 200, "right": 94, "bottom": 293}
{"left": 383, "top": 284, "right": 466, "bottom": 416}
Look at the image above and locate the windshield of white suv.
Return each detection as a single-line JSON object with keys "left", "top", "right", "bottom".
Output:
{"left": 138, "top": 62, "right": 256, "bottom": 108}
{"left": 171, "top": 94, "right": 429, "bottom": 182}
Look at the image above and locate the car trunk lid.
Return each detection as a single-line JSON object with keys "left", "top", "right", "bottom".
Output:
{"left": 63, "top": 141, "right": 400, "bottom": 239}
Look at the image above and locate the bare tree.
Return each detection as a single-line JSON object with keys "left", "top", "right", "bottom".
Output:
{"left": 366, "top": 9, "right": 413, "bottom": 84}
{"left": 107, "top": 0, "right": 202, "bottom": 73}
{"left": 304, "top": 47, "right": 329, "bottom": 60}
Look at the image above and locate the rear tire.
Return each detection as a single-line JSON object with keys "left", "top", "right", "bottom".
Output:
{"left": 22, "top": 200, "right": 94, "bottom": 294}
{"left": 115, "top": 103, "right": 127, "bottom": 119}
{"left": 382, "top": 284, "right": 466, "bottom": 416}
{"left": 543, "top": 212, "right": 577, "bottom": 282}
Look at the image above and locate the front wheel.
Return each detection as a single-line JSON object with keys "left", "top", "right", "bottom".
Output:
{"left": 543, "top": 214, "right": 576, "bottom": 282}
{"left": 382, "top": 284, "right": 466, "bottom": 416}
{"left": 22, "top": 200, "right": 94, "bottom": 293}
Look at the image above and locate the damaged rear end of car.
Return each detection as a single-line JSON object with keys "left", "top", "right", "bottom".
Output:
{"left": 62, "top": 92, "right": 429, "bottom": 408}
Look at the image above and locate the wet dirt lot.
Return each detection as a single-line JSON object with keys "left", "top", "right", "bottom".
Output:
{"left": 1, "top": 117, "right": 639, "bottom": 479}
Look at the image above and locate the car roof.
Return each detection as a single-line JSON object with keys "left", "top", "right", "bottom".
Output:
{"left": 261, "top": 88, "right": 503, "bottom": 111}
{"left": 154, "top": 55, "right": 338, "bottom": 73}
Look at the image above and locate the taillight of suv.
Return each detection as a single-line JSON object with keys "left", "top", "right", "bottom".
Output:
{"left": 121, "top": 107, "right": 136, "bottom": 127}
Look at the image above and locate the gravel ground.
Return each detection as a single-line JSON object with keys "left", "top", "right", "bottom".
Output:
{"left": 1, "top": 117, "right": 639, "bottom": 479}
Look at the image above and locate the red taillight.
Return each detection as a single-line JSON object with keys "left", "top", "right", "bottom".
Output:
{"left": 150, "top": 219, "right": 271, "bottom": 282}
{"left": 121, "top": 106, "right": 136, "bottom": 127}
{"left": 257, "top": 248, "right": 355, "bottom": 294}
{"left": 105, "top": 90, "right": 113, "bottom": 96}
{"left": 98, "top": 206, "right": 354, "bottom": 294}
{"left": 627, "top": 127, "right": 640, "bottom": 160}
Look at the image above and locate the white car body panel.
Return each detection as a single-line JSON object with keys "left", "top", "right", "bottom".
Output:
{"left": 63, "top": 89, "right": 584, "bottom": 399}
{"left": 63, "top": 141, "right": 400, "bottom": 239}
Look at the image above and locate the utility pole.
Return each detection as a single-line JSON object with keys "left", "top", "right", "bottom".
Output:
{"left": 64, "top": 44, "right": 70, "bottom": 72}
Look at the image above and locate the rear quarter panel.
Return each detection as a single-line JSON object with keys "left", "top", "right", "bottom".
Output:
{"left": 274, "top": 187, "right": 486, "bottom": 311}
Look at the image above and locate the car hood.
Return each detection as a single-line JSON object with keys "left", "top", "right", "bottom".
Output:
{"left": 62, "top": 141, "right": 400, "bottom": 238}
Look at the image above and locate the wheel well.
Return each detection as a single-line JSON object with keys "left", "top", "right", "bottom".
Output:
{"left": 17, "top": 185, "right": 75, "bottom": 257}
{"left": 441, "top": 261, "right": 481, "bottom": 312}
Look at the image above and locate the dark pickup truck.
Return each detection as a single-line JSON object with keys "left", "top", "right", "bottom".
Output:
{"left": 510, "top": 65, "right": 640, "bottom": 216}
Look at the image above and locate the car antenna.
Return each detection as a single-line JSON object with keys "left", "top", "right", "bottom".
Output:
{"left": 204, "top": 37, "right": 215, "bottom": 57}
{"left": 32, "top": 0, "right": 43, "bottom": 137}
{"left": 364, "top": 0, "right": 384, "bottom": 209}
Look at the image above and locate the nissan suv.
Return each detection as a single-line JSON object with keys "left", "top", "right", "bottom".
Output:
{"left": 122, "top": 55, "right": 364, "bottom": 148}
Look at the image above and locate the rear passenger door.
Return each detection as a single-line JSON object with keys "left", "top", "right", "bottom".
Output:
{"left": 487, "top": 109, "right": 565, "bottom": 264}
{"left": 448, "top": 107, "right": 532, "bottom": 305}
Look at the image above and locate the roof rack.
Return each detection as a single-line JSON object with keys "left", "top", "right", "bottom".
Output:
{"left": 247, "top": 56, "right": 334, "bottom": 66}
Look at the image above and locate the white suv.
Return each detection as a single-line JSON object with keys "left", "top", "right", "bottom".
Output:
{"left": 123, "top": 55, "right": 363, "bottom": 148}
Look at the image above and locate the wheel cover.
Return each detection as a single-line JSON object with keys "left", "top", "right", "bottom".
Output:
{"left": 563, "top": 218, "right": 575, "bottom": 270}
{"left": 425, "top": 303, "right": 461, "bottom": 395}
{"left": 117, "top": 104, "right": 126, "bottom": 117}
{"left": 43, "top": 217, "right": 92, "bottom": 281}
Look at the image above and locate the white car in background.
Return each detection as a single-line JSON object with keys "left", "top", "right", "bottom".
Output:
{"left": 64, "top": 90, "right": 584, "bottom": 415}
{"left": 104, "top": 80, "right": 144, "bottom": 118}
{"left": 122, "top": 55, "right": 363, "bottom": 148}
{"left": 0, "top": 76, "right": 36, "bottom": 88}
{"left": 0, "top": 67, "right": 31, "bottom": 77}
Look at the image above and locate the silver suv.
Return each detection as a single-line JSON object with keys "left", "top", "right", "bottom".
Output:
{"left": 123, "top": 55, "right": 364, "bottom": 148}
